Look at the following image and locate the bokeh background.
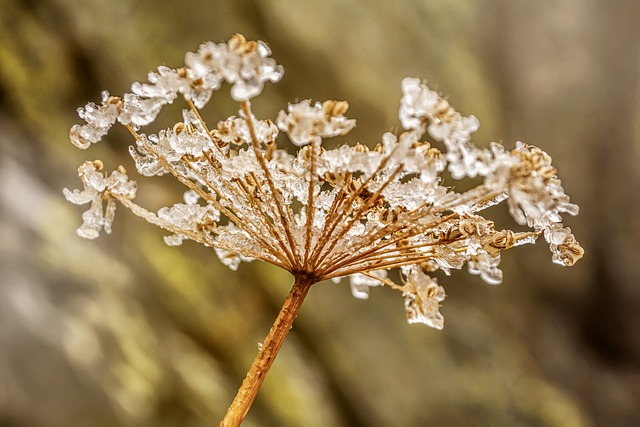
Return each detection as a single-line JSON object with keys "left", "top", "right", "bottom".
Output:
{"left": 1, "top": 0, "right": 639, "bottom": 426}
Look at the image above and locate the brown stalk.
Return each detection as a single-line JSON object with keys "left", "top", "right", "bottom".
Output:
{"left": 220, "top": 274, "right": 314, "bottom": 427}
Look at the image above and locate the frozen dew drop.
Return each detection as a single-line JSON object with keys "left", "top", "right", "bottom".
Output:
{"left": 63, "top": 187, "right": 94, "bottom": 205}
{"left": 183, "top": 190, "right": 200, "bottom": 205}
{"left": 163, "top": 234, "right": 185, "bottom": 246}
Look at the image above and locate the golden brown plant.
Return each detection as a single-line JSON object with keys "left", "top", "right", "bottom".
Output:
{"left": 65, "top": 34, "right": 583, "bottom": 426}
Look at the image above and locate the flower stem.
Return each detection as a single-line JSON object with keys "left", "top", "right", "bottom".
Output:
{"left": 220, "top": 274, "right": 315, "bottom": 427}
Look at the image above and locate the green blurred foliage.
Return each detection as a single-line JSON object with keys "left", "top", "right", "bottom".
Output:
{"left": 1, "top": 0, "right": 639, "bottom": 426}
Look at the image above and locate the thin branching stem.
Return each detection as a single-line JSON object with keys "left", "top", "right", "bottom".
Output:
{"left": 241, "top": 101, "right": 302, "bottom": 269}
{"left": 181, "top": 160, "right": 290, "bottom": 266}
{"left": 303, "top": 141, "right": 318, "bottom": 266}
{"left": 308, "top": 144, "right": 400, "bottom": 265}
{"left": 115, "top": 195, "right": 287, "bottom": 268}
{"left": 232, "top": 179, "right": 295, "bottom": 268}
{"left": 182, "top": 101, "right": 295, "bottom": 267}
{"left": 125, "top": 125, "right": 286, "bottom": 265}
{"left": 318, "top": 213, "right": 459, "bottom": 277}
{"left": 313, "top": 164, "right": 403, "bottom": 269}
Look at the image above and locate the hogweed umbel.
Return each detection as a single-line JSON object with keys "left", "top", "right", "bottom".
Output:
{"left": 65, "top": 34, "right": 583, "bottom": 426}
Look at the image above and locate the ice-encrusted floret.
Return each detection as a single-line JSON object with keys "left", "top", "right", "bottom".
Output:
{"left": 399, "top": 77, "right": 484, "bottom": 179}
{"left": 157, "top": 203, "right": 220, "bottom": 246}
{"left": 402, "top": 267, "right": 446, "bottom": 329}
{"left": 277, "top": 99, "right": 356, "bottom": 146}
{"left": 69, "top": 92, "right": 121, "bottom": 149}
{"left": 185, "top": 34, "right": 284, "bottom": 101}
{"left": 504, "top": 142, "right": 579, "bottom": 228}
{"left": 63, "top": 161, "right": 137, "bottom": 239}
{"left": 69, "top": 34, "right": 283, "bottom": 150}
{"left": 544, "top": 224, "right": 584, "bottom": 267}
{"left": 399, "top": 77, "right": 439, "bottom": 131}
{"left": 212, "top": 114, "right": 278, "bottom": 148}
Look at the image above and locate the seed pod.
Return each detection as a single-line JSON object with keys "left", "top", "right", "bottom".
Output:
{"left": 511, "top": 161, "right": 533, "bottom": 177}
{"left": 106, "top": 96, "right": 123, "bottom": 112}
{"left": 332, "top": 100, "right": 349, "bottom": 116}
{"left": 426, "top": 147, "right": 442, "bottom": 160}
{"left": 437, "top": 227, "right": 463, "bottom": 241}
{"left": 476, "top": 219, "right": 494, "bottom": 236}
{"left": 425, "top": 283, "right": 440, "bottom": 298}
{"left": 190, "top": 77, "right": 204, "bottom": 90}
{"left": 354, "top": 143, "right": 369, "bottom": 153}
{"left": 324, "top": 171, "right": 349, "bottom": 188}
{"left": 177, "top": 66, "right": 189, "bottom": 79}
{"left": 459, "top": 218, "right": 478, "bottom": 237}
{"left": 537, "top": 166, "right": 557, "bottom": 179}
{"left": 228, "top": 33, "right": 258, "bottom": 53}
{"left": 397, "top": 237, "right": 411, "bottom": 248}
{"left": 558, "top": 241, "right": 584, "bottom": 266}
{"left": 419, "top": 260, "right": 439, "bottom": 273}
{"left": 345, "top": 178, "right": 363, "bottom": 195}
{"left": 91, "top": 160, "right": 104, "bottom": 171}
{"left": 173, "top": 122, "right": 186, "bottom": 135}
{"left": 322, "top": 99, "right": 349, "bottom": 117}
{"left": 482, "top": 230, "right": 516, "bottom": 257}
{"left": 379, "top": 208, "right": 399, "bottom": 224}
{"left": 432, "top": 98, "right": 455, "bottom": 124}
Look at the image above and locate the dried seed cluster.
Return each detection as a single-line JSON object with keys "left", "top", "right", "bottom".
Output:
{"left": 65, "top": 35, "right": 583, "bottom": 329}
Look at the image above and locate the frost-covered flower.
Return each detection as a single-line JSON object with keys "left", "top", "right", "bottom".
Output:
{"left": 277, "top": 99, "right": 356, "bottom": 146}
{"left": 69, "top": 92, "right": 121, "bottom": 149}
{"left": 402, "top": 267, "right": 446, "bottom": 329}
{"left": 185, "top": 33, "right": 284, "bottom": 102}
{"left": 63, "top": 161, "right": 136, "bottom": 238}
{"left": 66, "top": 35, "right": 583, "bottom": 330}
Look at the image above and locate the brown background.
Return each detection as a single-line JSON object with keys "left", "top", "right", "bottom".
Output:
{"left": 1, "top": 1, "right": 639, "bottom": 426}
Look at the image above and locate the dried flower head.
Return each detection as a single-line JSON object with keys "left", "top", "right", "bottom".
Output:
{"left": 65, "top": 35, "right": 583, "bottom": 330}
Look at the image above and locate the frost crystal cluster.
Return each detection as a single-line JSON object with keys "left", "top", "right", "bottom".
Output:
{"left": 65, "top": 34, "right": 583, "bottom": 330}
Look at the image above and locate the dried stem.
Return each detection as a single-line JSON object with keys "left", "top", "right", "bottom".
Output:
{"left": 220, "top": 274, "right": 314, "bottom": 427}
{"left": 304, "top": 141, "right": 318, "bottom": 265}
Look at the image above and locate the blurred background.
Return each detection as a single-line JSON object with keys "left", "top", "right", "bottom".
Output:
{"left": 1, "top": 0, "right": 639, "bottom": 426}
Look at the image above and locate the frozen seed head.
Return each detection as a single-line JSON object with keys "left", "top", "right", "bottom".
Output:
{"left": 65, "top": 35, "right": 583, "bottom": 329}
{"left": 276, "top": 99, "right": 356, "bottom": 146}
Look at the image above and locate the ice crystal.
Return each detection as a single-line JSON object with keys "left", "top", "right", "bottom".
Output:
{"left": 65, "top": 34, "right": 583, "bottom": 329}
